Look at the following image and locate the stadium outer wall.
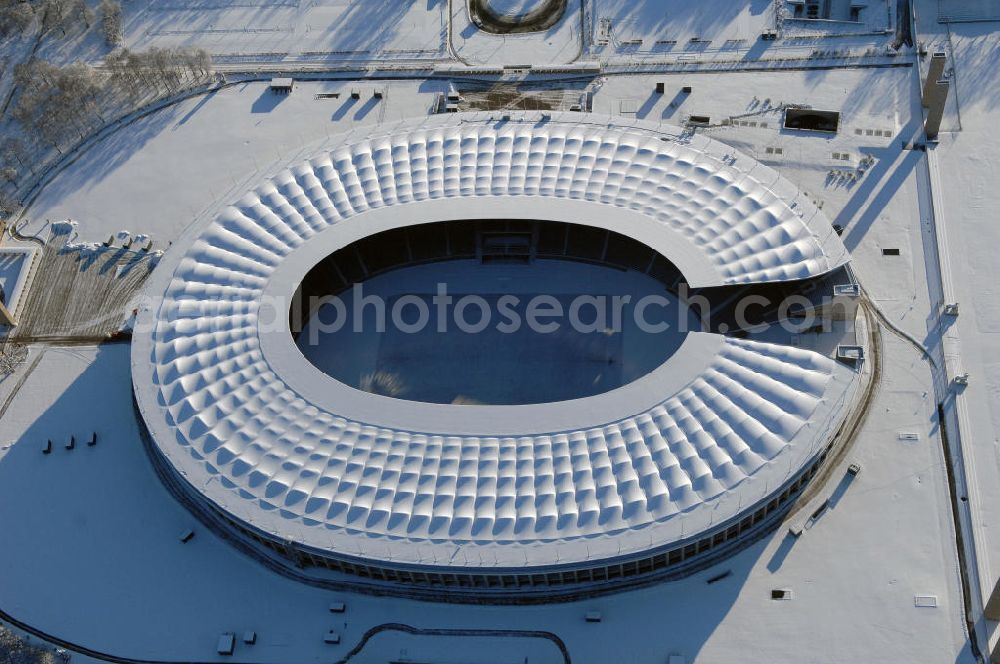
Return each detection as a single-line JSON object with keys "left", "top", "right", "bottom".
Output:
{"left": 137, "top": 392, "right": 845, "bottom": 603}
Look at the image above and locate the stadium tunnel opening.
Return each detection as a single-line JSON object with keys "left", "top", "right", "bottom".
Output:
{"left": 783, "top": 108, "right": 841, "bottom": 133}
{"left": 290, "top": 219, "right": 705, "bottom": 406}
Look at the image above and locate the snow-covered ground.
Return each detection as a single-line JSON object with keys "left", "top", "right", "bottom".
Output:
{"left": 22, "top": 79, "right": 447, "bottom": 245}
{"left": 0, "top": 340, "right": 970, "bottom": 662}
{"left": 24, "top": 67, "right": 905, "bottom": 250}
{"left": 0, "top": 0, "right": 995, "bottom": 661}
{"left": 124, "top": 0, "right": 448, "bottom": 63}
{"left": 912, "top": 2, "right": 1000, "bottom": 658}
{"left": 587, "top": 0, "right": 894, "bottom": 65}
{"left": 589, "top": 0, "right": 774, "bottom": 56}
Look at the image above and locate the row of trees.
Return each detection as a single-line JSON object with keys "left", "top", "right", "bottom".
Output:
{"left": 0, "top": 0, "right": 96, "bottom": 39}
{"left": 105, "top": 47, "right": 214, "bottom": 97}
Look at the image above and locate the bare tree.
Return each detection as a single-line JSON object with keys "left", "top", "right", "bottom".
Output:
{"left": 75, "top": 0, "right": 93, "bottom": 29}
{"left": 41, "top": 0, "right": 92, "bottom": 36}
{"left": 2, "top": 138, "right": 30, "bottom": 173}
{"left": 0, "top": 1, "right": 36, "bottom": 37}
{"left": 99, "top": 0, "right": 122, "bottom": 47}
{"left": 41, "top": 0, "right": 72, "bottom": 34}
{"left": 58, "top": 62, "right": 104, "bottom": 123}
{"left": 0, "top": 189, "right": 18, "bottom": 216}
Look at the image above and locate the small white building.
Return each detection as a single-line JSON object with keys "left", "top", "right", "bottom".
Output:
{"left": 269, "top": 78, "right": 294, "bottom": 95}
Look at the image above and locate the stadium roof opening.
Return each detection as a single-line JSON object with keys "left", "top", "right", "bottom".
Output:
{"left": 293, "top": 219, "right": 701, "bottom": 406}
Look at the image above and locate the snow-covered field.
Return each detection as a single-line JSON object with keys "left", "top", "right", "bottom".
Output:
{"left": 0, "top": 0, "right": 996, "bottom": 661}
{"left": 299, "top": 260, "right": 697, "bottom": 405}
{"left": 451, "top": 0, "right": 583, "bottom": 65}
{"left": 487, "top": 0, "right": 547, "bottom": 15}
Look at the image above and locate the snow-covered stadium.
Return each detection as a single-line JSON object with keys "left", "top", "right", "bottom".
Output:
{"left": 131, "top": 112, "right": 864, "bottom": 599}
{"left": 6, "top": 0, "right": 1000, "bottom": 658}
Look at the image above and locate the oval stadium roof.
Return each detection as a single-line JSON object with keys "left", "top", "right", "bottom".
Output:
{"left": 132, "top": 112, "right": 858, "bottom": 573}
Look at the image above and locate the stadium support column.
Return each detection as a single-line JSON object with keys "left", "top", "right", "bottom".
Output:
{"left": 924, "top": 79, "right": 949, "bottom": 141}
{"left": 922, "top": 52, "right": 947, "bottom": 107}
